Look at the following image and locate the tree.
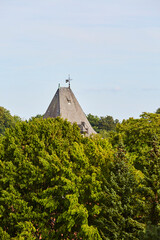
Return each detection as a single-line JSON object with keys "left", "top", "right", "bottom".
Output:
{"left": 1, "top": 113, "right": 160, "bottom": 239}
{"left": 156, "top": 108, "right": 160, "bottom": 114}
{"left": 111, "top": 113, "right": 160, "bottom": 170}
{"left": 139, "top": 137, "right": 160, "bottom": 226}
{"left": 29, "top": 114, "right": 44, "bottom": 121}
{"left": 87, "top": 114, "right": 100, "bottom": 132}
{"left": 110, "top": 113, "right": 160, "bottom": 231}
{"left": 94, "top": 143, "right": 144, "bottom": 239}
{"left": 139, "top": 224, "right": 160, "bottom": 240}
{"left": 87, "top": 114, "right": 119, "bottom": 134}
{"left": 0, "top": 117, "right": 107, "bottom": 239}
{"left": 0, "top": 106, "right": 21, "bottom": 135}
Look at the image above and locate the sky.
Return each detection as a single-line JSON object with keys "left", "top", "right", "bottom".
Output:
{"left": 0, "top": 0, "right": 160, "bottom": 121}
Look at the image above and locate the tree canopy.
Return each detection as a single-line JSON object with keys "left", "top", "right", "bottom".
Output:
{"left": 156, "top": 108, "right": 160, "bottom": 114}
{"left": 0, "top": 106, "right": 21, "bottom": 135}
{"left": 0, "top": 110, "right": 160, "bottom": 239}
{"left": 110, "top": 113, "right": 160, "bottom": 239}
{"left": 87, "top": 114, "right": 119, "bottom": 136}
{"left": 0, "top": 117, "right": 146, "bottom": 239}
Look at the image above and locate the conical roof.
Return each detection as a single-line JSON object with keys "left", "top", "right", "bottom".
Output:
{"left": 44, "top": 87, "right": 96, "bottom": 136}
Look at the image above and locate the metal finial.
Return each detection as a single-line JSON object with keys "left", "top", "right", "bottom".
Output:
{"left": 66, "top": 74, "right": 72, "bottom": 88}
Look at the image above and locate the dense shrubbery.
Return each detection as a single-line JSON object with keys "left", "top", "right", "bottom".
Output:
{"left": 0, "top": 111, "right": 160, "bottom": 239}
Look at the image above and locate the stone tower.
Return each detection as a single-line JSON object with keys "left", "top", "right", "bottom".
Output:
{"left": 44, "top": 85, "right": 96, "bottom": 136}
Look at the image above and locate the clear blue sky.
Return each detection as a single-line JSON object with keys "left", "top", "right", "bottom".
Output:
{"left": 0, "top": 0, "right": 160, "bottom": 121}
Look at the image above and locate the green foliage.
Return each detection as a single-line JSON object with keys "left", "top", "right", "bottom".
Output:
{"left": 139, "top": 224, "right": 160, "bottom": 240}
{"left": 112, "top": 113, "right": 160, "bottom": 169}
{"left": 110, "top": 113, "right": 160, "bottom": 230}
{"left": 0, "top": 106, "right": 21, "bottom": 135}
{"left": 156, "top": 108, "right": 160, "bottom": 114}
{"left": 0, "top": 227, "right": 10, "bottom": 240}
{"left": 87, "top": 114, "right": 119, "bottom": 134}
{"left": 139, "top": 137, "right": 160, "bottom": 225}
{"left": 98, "top": 129, "right": 109, "bottom": 139}
{"left": 95, "top": 144, "right": 144, "bottom": 239}
{"left": 0, "top": 118, "right": 105, "bottom": 239}
{"left": 29, "top": 114, "right": 44, "bottom": 121}
{"left": 1, "top": 111, "right": 160, "bottom": 239}
{"left": 12, "top": 222, "right": 36, "bottom": 240}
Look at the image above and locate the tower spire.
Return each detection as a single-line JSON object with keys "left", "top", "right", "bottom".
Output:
{"left": 43, "top": 80, "right": 96, "bottom": 136}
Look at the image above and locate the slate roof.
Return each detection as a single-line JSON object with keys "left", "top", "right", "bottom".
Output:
{"left": 44, "top": 87, "right": 96, "bottom": 136}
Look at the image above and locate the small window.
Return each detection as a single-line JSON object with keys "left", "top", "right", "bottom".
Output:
{"left": 66, "top": 97, "right": 71, "bottom": 104}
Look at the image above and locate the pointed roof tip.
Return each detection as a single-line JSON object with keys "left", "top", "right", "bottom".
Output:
{"left": 44, "top": 79, "right": 96, "bottom": 136}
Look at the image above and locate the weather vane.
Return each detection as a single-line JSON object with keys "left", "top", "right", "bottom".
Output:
{"left": 66, "top": 74, "right": 72, "bottom": 88}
